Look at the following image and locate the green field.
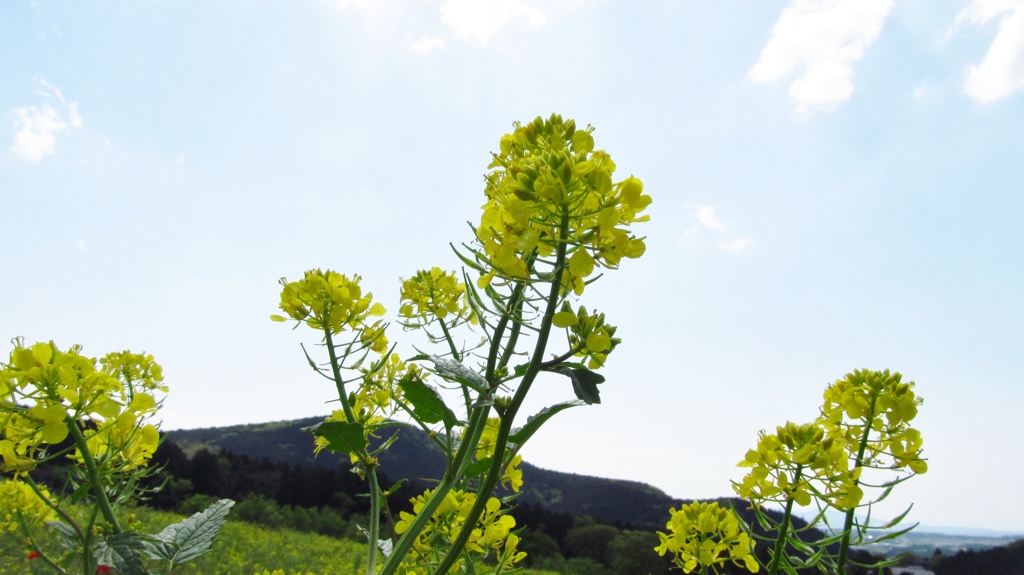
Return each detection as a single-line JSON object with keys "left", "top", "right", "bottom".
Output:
{"left": 0, "top": 506, "right": 558, "bottom": 575}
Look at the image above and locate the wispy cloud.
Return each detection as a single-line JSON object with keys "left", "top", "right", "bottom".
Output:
{"left": 717, "top": 239, "right": 752, "bottom": 252}
{"left": 330, "top": 0, "right": 578, "bottom": 50}
{"left": 439, "top": 0, "right": 545, "bottom": 47}
{"left": 954, "top": 0, "right": 1024, "bottom": 103}
{"left": 750, "top": 0, "right": 894, "bottom": 111}
{"left": 411, "top": 34, "right": 446, "bottom": 55}
{"left": 9, "top": 79, "right": 82, "bottom": 163}
{"left": 680, "top": 205, "right": 753, "bottom": 253}
{"left": 694, "top": 204, "right": 728, "bottom": 231}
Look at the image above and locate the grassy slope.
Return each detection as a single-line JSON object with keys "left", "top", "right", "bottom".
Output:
{"left": 0, "top": 505, "right": 558, "bottom": 575}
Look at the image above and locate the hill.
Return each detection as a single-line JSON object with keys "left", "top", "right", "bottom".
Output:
{"left": 167, "top": 416, "right": 678, "bottom": 529}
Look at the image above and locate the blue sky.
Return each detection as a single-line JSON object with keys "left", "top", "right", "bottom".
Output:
{"left": 3, "top": 0, "right": 1023, "bottom": 531}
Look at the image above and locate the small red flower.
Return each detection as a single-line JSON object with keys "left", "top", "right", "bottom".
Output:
{"left": 27, "top": 551, "right": 40, "bottom": 560}
{"left": 96, "top": 566, "right": 112, "bottom": 574}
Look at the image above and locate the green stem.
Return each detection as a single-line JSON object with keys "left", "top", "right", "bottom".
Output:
{"left": 25, "top": 475, "right": 86, "bottom": 543}
{"left": 430, "top": 209, "right": 571, "bottom": 575}
{"left": 836, "top": 398, "right": 878, "bottom": 575}
{"left": 16, "top": 513, "right": 68, "bottom": 575}
{"left": 324, "top": 329, "right": 391, "bottom": 575}
{"left": 496, "top": 286, "right": 525, "bottom": 372}
{"left": 366, "top": 469, "right": 382, "bottom": 575}
{"left": 67, "top": 417, "right": 123, "bottom": 534}
{"left": 438, "top": 319, "right": 472, "bottom": 412}
{"left": 438, "top": 319, "right": 461, "bottom": 362}
{"left": 377, "top": 406, "right": 491, "bottom": 575}
{"left": 324, "top": 330, "right": 358, "bottom": 424}
{"left": 767, "top": 465, "right": 804, "bottom": 575}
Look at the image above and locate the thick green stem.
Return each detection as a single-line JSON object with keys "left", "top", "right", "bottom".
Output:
{"left": 377, "top": 406, "right": 491, "bottom": 575}
{"left": 67, "top": 418, "right": 123, "bottom": 534}
{"left": 768, "top": 465, "right": 804, "bottom": 575}
{"left": 836, "top": 398, "right": 878, "bottom": 575}
{"left": 367, "top": 470, "right": 382, "bottom": 575}
{"left": 430, "top": 209, "right": 571, "bottom": 575}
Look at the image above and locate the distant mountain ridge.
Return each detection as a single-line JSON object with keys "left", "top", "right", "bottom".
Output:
{"left": 166, "top": 416, "right": 679, "bottom": 529}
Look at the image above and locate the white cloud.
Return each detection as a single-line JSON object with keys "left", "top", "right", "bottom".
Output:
{"left": 439, "top": 0, "right": 545, "bottom": 47}
{"left": 76, "top": 240, "right": 86, "bottom": 252}
{"left": 955, "top": 0, "right": 1024, "bottom": 103}
{"left": 717, "top": 239, "right": 752, "bottom": 252}
{"left": 9, "top": 79, "right": 82, "bottom": 162}
{"left": 750, "top": 0, "right": 894, "bottom": 111}
{"left": 411, "top": 34, "right": 446, "bottom": 55}
{"left": 328, "top": 0, "right": 580, "bottom": 50}
{"left": 694, "top": 204, "right": 728, "bottom": 231}
{"left": 680, "top": 205, "right": 753, "bottom": 252}
{"left": 11, "top": 105, "right": 68, "bottom": 162}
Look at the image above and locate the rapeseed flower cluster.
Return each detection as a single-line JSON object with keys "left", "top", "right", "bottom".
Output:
{"left": 734, "top": 422, "right": 863, "bottom": 511}
{"left": 398, "top": 268, "right": 474, "bottom": 331}
{"left": 819, "top": 369, "right": 926, "bottom": 474}
{"left": 393, "top": 488, "right": 525, "bottom": 575}
{"left": 0, "top": 340, "right": 164, "bottom": 474}
{"left": 655, "top": 501, "right": 758, "bottom": 574}
{"left": 553, "top": 303, "right": 620, "bottom": 369}
{"left": 273, "top": 270, "right": 387, "bottom": 350}
{"left": 0, "top": 479, "right": 54, "bottom": 532}
{"left": 475, "top": 114, "right": 651, "bottom": 293}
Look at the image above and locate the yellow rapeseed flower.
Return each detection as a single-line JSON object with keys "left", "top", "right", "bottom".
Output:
{"left": 274, "top": 269, "right": 387, "bottom": 341}
{"left": 656, "top": 501, "right": 758, "bottom": 574}
{"left": 476, "top": 114, "right": 651, "bottom": 293}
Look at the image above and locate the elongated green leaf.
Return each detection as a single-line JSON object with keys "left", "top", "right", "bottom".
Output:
{"left": 145, "top": 499, "right": 235, "bottom": 566}
{"left": 869, "top": 523, "right": 918, "bottom": 543}
{"left": 450, "top": 243, "right": 486, "bottom": 273}
{"left": 551, "top": 366, "right": 605, "bottom": 405}
{"left": 309, "top": 421, "right": 368, "bottom": 455}
{"left": 509, "top": 401, "right": 584, "bottom": 446}
{"left": 881, "top": 504, "right": 914, "bottom": 530}
{"left": 429, "top": 356, "right": 489, "bottom": 394}
{"left": 398, "top": 373, "right": 458, "bottom": 429}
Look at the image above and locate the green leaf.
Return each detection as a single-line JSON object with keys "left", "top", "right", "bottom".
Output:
{"left": 45, "top": 520, "right": 79, "bottom": 552}
{"left": 95, "top": 532, "right": 147, "bottom": 575}
{"left": 464, "top": 457, "right": 492, "bottom": 479}
{"left": 551, "top": 366, "right": 605, "bottom": 405}
{"left": 881, "top": 504, "right": 914, "bottom": 530}
{"left": 509, "top": 401, "right": 584, "bottom": 446}
{"left": 309, "top": 421, "right": 368, "bottom": 455}
{"left": 429, "top": 355, "right": 489, "bottom": 394}
{"left": 450, "top": 244, "right": 486, "bottom": 273}
{"left": 145, "top": 499, "right": 235, "bottom": 566}
{"left": 398, "top": 373, "right": 458, "bottom": 429}
{"left": 870, "top": 523, "right": 918, "bottom": 543}
{"left": 69, "top": 481, "right": 91, "bottom": 504}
